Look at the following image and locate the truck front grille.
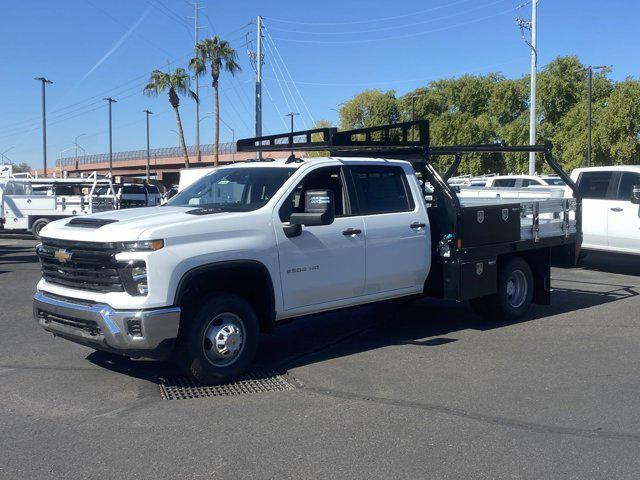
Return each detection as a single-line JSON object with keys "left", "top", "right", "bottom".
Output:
{"left": 37, "top": 239, "right": 124, "bottom": 293}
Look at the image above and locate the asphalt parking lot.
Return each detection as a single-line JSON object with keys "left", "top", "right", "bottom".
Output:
{"left": 1, "top": 235, "right": 640, "bottom": 479}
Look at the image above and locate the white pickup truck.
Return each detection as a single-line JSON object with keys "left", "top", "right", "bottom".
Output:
{"left": 571, "top": 166, "right": 640, "bottom": 255}
{"left": 32, "top": 122, "right": 581, "bottom": 384}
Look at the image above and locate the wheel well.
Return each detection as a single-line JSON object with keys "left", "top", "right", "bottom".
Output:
{"left": 175, "top": 261, "right": 276, "bottom": 332}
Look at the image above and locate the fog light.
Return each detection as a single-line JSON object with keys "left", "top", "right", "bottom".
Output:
{"left": 127, "top": 318, "right": 143, "bottom": 337}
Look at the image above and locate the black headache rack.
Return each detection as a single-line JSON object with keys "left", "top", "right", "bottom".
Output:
{"left": 237, "top": 121, "right": 582, "bottom": 302}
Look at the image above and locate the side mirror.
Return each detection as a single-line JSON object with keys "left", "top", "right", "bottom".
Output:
{"left": 631, "top": 185, "right": 640, "bottom": 205}
{"left": 290, "top": 189, "right": 335, "bottom": 227}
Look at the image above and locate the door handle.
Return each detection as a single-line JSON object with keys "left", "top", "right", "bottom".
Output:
{"left": 610, "top": 207, "right": 623, "bottom": 212}
{"left": 342, "top": 228, "right": 362, "bottom": 236}
{"left": 410, "top": 222, "right": 426, "bottom": 229}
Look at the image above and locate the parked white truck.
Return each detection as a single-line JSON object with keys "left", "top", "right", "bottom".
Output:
{"left": 33, "top": 122, "right": 582, "bottom": 384}
{"left": 570, "top": 166, "right": 640, "bottom": 255}
{"left": 1, "top": 172, "right": 117, "bottom": 238}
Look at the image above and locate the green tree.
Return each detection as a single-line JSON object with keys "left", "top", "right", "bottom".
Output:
{"left": 190, "top": 36, "right": 241, "bottom": 165}
{"left": 12, "top": 162, "right": 32, "bottom": 173}
{"left": 339, "top": 90, "right": 400, "bottom": 129}
{"left": 143, "top": 68, "right": 197, "bottom": 168}
{"left": 336, "top": 56, "right": 640, "bottom": 175}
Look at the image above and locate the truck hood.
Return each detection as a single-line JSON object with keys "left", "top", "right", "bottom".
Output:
{"left": 40, "top": 206, "right": 220, "bottom": 242}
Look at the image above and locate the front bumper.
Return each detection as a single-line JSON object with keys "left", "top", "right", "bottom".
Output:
{"left": 33, "top": 291, "right": 181, "bottom": 359}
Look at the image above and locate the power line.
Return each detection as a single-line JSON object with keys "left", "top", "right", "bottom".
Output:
{"left": 265, "top": 0, "right": 477, "bottom": 26}
{"left": 271, "top": 5, "right": 524, "bottom": 45}
{"left": 86, "top": 0, "right": 177, "bottom": 57}
{"left": 260, "top": 57, "right": 522, "bottom": 88}
{"left": 262, "top": 40, "right": 295, "bottom": 118}
{"left": 263, "top": 25, "right": 315, "bottom": 127}
{"left": 268, "top": 0, "right": 511, "bottom": 36}
{"left": 144, "top": 0, "right": 193, "bottom": 37}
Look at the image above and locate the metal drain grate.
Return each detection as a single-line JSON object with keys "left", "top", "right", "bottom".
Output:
{"left": 158, "top": 370, "right": 296, "bottom": 400}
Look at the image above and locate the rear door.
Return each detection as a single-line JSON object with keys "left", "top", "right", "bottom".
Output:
{"left": 348, "top": 164, "right": 429, "bottom": 296}
{"left": 607, "top": 171, "right": 640, "bottom": 252}
{"left": 577, "top": 170, "right": 616, "bottom": 250}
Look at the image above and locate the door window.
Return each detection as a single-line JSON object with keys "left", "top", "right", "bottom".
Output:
{"left": 616, "top": 172, "right": 640, "bottom": 201}
{"left": 578, "top": 171, "right": 614, "bottom": 199}
{"left": 522, "top": 179, "right": 542, "bottom": 187}
{"left": 349, "top": 165, "right": 413, "bottom": 215}
{"left": 493, "top": 178, "right": 517, "bottom": 187}
{"left": 279, "top": 166, "right": 348, "bottom": 222}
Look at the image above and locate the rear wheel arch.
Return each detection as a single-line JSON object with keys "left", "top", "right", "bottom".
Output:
{"left": 174, "top": 260, "right": 277, "bottom": 333}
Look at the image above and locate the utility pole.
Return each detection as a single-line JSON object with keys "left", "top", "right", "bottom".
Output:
{"left": 256, "top": 15, "right": 263, "bottom": 159}
{"left": 192, "top": 2, "right": 204, "bottom": 163}
{"left": 285, "top": 112, "right": 299, "bottom": 155}
{"left": 34, "top": 77, "right": 53, "bottom": 176}
{"left": 579, "top": 65, "right": 608, "bottom": 167}
{"left": 104, "top": 97, "right": 117, "bottom": 177}
{"left": 144, "top": 110, "right": 153, "bottom": 181}
{"left": 516, "top": 0, "right": 537, "bottom": 175}
{"left": 529, "top": 0, "right": 537, "bottom": 175}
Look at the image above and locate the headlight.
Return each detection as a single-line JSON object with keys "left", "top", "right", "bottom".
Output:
{"left": 119, "top": 239, "right": 164, "bottom": 252}
{"left": 120, "top": 261, "right": 149, "bottom": 296}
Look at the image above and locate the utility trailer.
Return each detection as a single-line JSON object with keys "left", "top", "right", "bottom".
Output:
{"left": 238, "top": 120, "right": 582, "bottom": 312}
{"left": 0, "top": 172, "right": 117, "bottom": 238}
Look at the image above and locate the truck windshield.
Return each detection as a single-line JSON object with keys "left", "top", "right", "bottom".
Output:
{"left": 168, "top": 167, "right": 295, "bottom": 211}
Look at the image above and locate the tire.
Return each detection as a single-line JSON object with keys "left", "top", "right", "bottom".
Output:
{"left": 470, "top": 257, "right": 534, "bottom": 321}
{"left": 31, "top": 218, "right": 50, "bottom": 239}
{"left": 177, "top": 293, "right": 259, "bottom": 385}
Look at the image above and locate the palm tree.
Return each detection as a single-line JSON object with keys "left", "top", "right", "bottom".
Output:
{"left": 190, "top": 36, "right": 241, "bottom": 165}
{"left": 143, "top": 68, "right": 197, "bottom": 168}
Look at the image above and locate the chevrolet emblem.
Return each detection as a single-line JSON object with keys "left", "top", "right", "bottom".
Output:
{"left": 54, "top": 249, "right": 72, "bottom": 263}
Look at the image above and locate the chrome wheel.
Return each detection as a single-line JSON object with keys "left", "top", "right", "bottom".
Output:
{"left": 202, "top": 313, "right": 245, "bottom": 367}
{"left": 506, "top": 269, "right": 528, "bottom": 309}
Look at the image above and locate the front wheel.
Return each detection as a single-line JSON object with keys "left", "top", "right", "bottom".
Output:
{"left": 177, "top": 293, "right": 259, "bottom": 385}
{"left": 469, "top": 257, "right": 534, "bottom": 321}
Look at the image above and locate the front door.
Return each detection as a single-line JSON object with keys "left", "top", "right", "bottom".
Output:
{"left": 577, "top": 171, "right": 615, "bottom": 249}
{"left": 607, "top": 171, "right": 640, "bottom": 252}
{"left": 275, "top": 165, "right": 366, "bottom": 310}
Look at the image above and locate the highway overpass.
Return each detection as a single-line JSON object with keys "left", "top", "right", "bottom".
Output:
{"left": 41, "top": 141, "right": 299, "bottom": 186}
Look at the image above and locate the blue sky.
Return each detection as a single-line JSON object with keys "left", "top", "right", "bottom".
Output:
{"left": 1, "top": 0, "right": 638, "bottom": 169}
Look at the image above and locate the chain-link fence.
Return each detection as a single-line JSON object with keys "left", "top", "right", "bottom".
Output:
{"left": 57, "top": 142, "right": 237, "bottom": 168}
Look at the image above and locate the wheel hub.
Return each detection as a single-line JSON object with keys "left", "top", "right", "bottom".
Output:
{"left": 506, "top": 270, "right": 527, "bottom": 309}
{"left": 203, "top": 314, "right": 245, "bottom": 366}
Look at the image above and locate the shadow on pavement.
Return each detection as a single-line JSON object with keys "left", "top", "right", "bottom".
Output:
{"left": 0, "top": 242, "right": 39, "bottom": 265}
{"left": 82, "top": 276, "right": 638, "bottom": 385}
{"left": 574, "top": 251, "right": 640, "bottom": 277}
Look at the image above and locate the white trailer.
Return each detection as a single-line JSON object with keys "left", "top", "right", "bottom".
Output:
{"left": 0, "top": 172, "right": 117, "bottom": 238}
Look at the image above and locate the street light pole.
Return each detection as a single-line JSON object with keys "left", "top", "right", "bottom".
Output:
{"left": 34, "top": 77, "right": 53, "bottom": 175}
{"left": 580, "top": 65, "right": 608, "bottom": 167}
{"left": 1, "top": 146, "right": 15, "bottom": 165}
{"left": 144, "top": 110, "right": 153, "bottom": 181}
{"left": 74, "top": 134, "right": 86, "bottom": 158}
{"left": 285, "top": 112, "right": 299, "bottom": 156}
{"left": 104, "top": 97, "right": 117, "bottom": 177}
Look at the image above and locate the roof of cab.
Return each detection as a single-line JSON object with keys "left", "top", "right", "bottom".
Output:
{"left": 218, "top": 156, "right": 413, "bottom": 169}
